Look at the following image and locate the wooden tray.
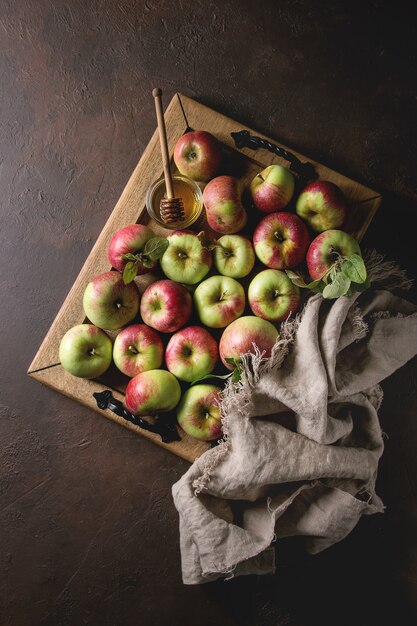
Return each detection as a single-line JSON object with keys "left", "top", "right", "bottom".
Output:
{"left": 28, "top": 94, "right": 382, "bottom": 462}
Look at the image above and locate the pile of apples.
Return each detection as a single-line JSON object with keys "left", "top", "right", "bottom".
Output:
{"left": 59, "top": 130, "right": 365, "bottom": 442}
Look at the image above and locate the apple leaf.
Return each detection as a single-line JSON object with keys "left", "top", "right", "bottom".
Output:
{"left": 341, "top": 254, "right": 367, "bottom": 284}
{"left": 191, "top": 372, "right": 232, "bottom": 386}
{"left": 143, "top": 237, "right": 169, "bottom": 261}
{"left": 225, "top": 357, "right": 239, "bottom": 366}
{"left": 121, "top": 252, "right": 139, "bottom": 262}
{"left": 285, "top": 270, "right": 324, "bottom": 292}
{"left": 123, "top": 261, "right": 138, "bottom": 284}
{"left": 322, "top": 272, "right": 351, "bottom": 299}
{"left": 231, "top": 368, "right": 242, "bottom": 384}
{"left": 350, "top": 277, "right": 371, "bottom": 293}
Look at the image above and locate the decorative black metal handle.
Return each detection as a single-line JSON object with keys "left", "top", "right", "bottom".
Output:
{"left": 93, "top": 390, "right": 181, "bottom": 443}
{"left": 231, "top": 130, "right": 317, "bottom": 182}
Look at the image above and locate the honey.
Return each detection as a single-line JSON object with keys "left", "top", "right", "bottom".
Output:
{"left": 146, "top": 175, "right": 203, "bottom": 229}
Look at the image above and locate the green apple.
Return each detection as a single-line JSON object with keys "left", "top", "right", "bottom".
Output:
{"left": 213, "top": 235, "right": 255, "bottom": 278}
{"left": 194, "top": 275, "right": 245, "bottom": 328}
{"left": 125, "top": 369, "right": 181, "bottom": 415}
{"left": 59, "top": 324, "right": 113, "bottom": 379}
{"left": 83, "top": 271, "right": 140, "bottom": 330}
{"left": 176, "top": 384, "right": 223, "bottom": 441}
{"left": 248, "top": 269, "right": 300, "bottom": 322}
{"left": 160, "top": 230, "right": 212, "bottom": 285}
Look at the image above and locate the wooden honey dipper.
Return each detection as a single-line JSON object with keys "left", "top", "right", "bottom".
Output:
{"left": 152, "top": 88, "right": 185, "bottom": 224}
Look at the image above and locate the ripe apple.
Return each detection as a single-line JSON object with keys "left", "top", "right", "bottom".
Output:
{"left": 140, "top": 279, "right": 192, "bottom": 333}
{"left": 176, "top": 384, "right": 223, "bottom": 441}
{"left": 59, "top": 324, "right": 113, "bottom": 379}
{"left": 213, "top": 234, "right": 255, "bottom": 278}
{"left": 108, "top": 224, "right": 156, "bottom": 273}
{"left": 203, "top": 175, "right": 248, "bottom": 234}
{"left": 125, "top": 369, "right": 181, "bottom": 415}
{"left": 173, "top": 130, "right": 223, "bottom": 182}
{"left": 83, "top": 271, "right": 140, "bottom": 330}
{"left": 165, "top": 326, "right": 218, "bottom": 382}
{"left": 160, "top": 230, "right": 212, "bottom": 285}
{"left": 250, "top": 164, "right": 295, "bottom": 213}
{"left": 253, "top": 211, "right": 309, "bottom": 270}
{"left": 219, "top": 315, "right": 279, "bottom": 370}
{"left": 194, "top": 275, "right": 246, "bottom": 329}
{"left": 306, "top": 229, "right": 361, "bottom": 280}
{"left": 113, "top": 324, "right": 164, "bottom": 377}
{"left": 296, "top": 181, "right": 347, "bottom": 232}
{"left": 248, "top": 269, "right": 300, "bottom": 322}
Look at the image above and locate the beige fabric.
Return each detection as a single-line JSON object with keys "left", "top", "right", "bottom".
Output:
{"left": 172, "top": 287, "right": 417, "bottom": 585}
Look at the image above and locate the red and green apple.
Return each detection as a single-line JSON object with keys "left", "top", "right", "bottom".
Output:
{"left": 59, "top": 324, "right": 113, "bottom": 379}
{"left": 108, "top": 223, "right": 156, "bottom": 273}
{"left": 194, "top": 275, "right": 245, "bottom": 328}
{"left": 140, "top": 279, "right": 192, "bottom": 333}
{"left": 160, "top": 230, "right": 212, "bottom": 285}
{"left": 173, "top": 130, "right": 222, "bottom": 182}
{"left": 125, "top": 369, "right": 181, "bottom": 415}
{"left": 113, "top": 323, "right": 163, "bottom": 377}
{"left": 213, "top": 234, "right": 255, "bottom": 278}
{"left": 165, "top": 326, "right": 218, "bottom": 382}
{"left": 253, "top": 211, "right": 309, "bottom": 270}
{"left": 219, "top": 315, "right": 279, "bottom": 370}
{"left": 176, "top": 384, "right": 223, "bottom": 441}
{"left": 203, "top": 175, "right": 248, "bottom": 234}
{"left": 83, "top": 271, "right": 140, "bottom": 330}
{"left": 250, "top": 164, "right": 294, "bottom": 213}
{"left": 296, "top": 181, "right": 347, "bottom": 232}
{"left": 248, "top": 269, "right": 300, "bottom": 322}
{"left": 306, "top": 229, "right": 361, "bottom": 280}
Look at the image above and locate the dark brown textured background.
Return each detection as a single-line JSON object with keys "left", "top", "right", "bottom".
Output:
{"left": 2, "top": 1, "right": 417, "bottom": 625}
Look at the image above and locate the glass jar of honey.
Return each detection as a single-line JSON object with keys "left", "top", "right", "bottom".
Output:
{"left": 146, "top": 175, "right": 203, "bottom": 229}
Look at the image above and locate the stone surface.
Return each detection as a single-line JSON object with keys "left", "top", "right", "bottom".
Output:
{"left": 1, "top": 1, "right": 416, "bottom": 625}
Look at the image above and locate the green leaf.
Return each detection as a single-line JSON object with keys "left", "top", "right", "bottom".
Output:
{"left": 341, "top": 254, "right": 367, "bottom": 284}
{"left": 309, "top": 280, "right": 326, "bottom": 294}
{"left": 143, "top": 236, "right": 169, "bottom": 261}
{"left": 350, "top": 277, "right": 371, "bottom": 293}
{"left": 191, "top": 372, "right": 232, "bottom": 386}
{"left": 123, "top": 261, "right": 138, "bottom": 284}
{"left": 231, "top": 368, "right": 241, "bottom": 384}
{"left": 121, "top": 252, "right": 139, "bottom": 262}
{"left": 285, "top": 270, "right": 323, "bottom": 291}
{"left": 322, "top": 272, "right": 351, "bottom": 299}
{"left": 225, "top": 357, "right": 238, "bottom": 366}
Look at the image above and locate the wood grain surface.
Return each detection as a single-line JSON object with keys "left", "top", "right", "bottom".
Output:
{"left": 2, "top": 2, "right": 417, "bottom": 625}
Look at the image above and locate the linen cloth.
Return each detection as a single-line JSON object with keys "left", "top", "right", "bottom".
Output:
{"left": 172, "top": 281, "right": 417, "bottom": 584}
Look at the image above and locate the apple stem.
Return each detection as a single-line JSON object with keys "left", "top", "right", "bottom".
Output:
{"left": 128, "top": 345, "right": 138, "bottom": 354}
{"left": 274, "top": 231, "right": 284, "bottom": 243}
{"left": 88, "top": 348, "right": 96, "bottom": 356}
{"left": 178, "top": 251, "right": 188, "bottom": 259}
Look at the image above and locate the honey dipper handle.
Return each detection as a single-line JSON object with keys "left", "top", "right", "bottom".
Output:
{"left": 152, "top": 88, "right": 174, "bottom": 199}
